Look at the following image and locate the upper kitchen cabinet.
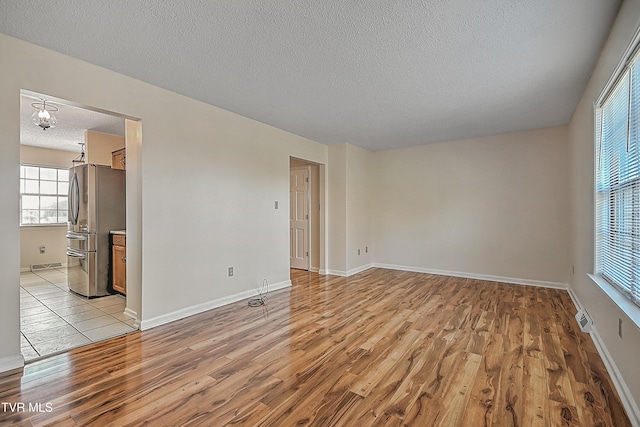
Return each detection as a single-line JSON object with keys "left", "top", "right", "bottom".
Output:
{"left": 84, "top": 130, "right": 125, "bottom": 167}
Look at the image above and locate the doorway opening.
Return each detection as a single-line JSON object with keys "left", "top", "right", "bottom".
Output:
{"left": 289, "top": 157, "right": 323, "bottom": 274}
{"left": 18, "top": 90, "right": 141, "bottom": 362}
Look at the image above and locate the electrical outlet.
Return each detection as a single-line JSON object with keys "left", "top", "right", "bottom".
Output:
{"left": 274, "top": 201, "right": 279, "bottom": 209}
{"left": 358, "top": 249, "right": 361, "bottom": 255}
{"left": 618, "top": 318, "right": 623, "bottom": 338}
{"left": 228, "top": 266, "right": 234, "bottom": 277}
{"left": 572, "top": 265, "right": 575, "bottom": 275}
{"left": 39, "top": 246, "right": 46, "bottom": 254}
{"left": 366, "top": 246, "right": 368, "bottom": 253}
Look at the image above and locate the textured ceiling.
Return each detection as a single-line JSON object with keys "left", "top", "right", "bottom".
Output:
{"left": 0, "top": 0, "right": 622, "bottom": 150}
{"left": 21, "top": 93, "right": 124, "bottom": 152}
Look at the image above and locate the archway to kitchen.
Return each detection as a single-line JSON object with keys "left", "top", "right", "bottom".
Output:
{"left": 18, "top": 90, "right": 142, "bottom": 362}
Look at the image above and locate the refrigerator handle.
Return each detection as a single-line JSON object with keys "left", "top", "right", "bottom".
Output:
{"left": 69, "top": 172, "right": 79, "bottom": 225}
{"left": 66, "top": 250, "right": 86, "bottom": 259}
{"left": 66, "top": 233, "right": 87, "bottom": 240}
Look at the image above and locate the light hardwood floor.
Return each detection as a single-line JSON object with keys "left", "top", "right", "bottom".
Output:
{"left": 0, "top": 268, "right": 631, "bottom": 426}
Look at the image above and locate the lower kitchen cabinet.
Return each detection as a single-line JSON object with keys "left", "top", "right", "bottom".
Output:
{"left": 112, "top": 234, "right": 126, "bottom": 295}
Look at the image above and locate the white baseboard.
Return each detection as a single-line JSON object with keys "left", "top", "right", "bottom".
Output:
{"left": 347, "top": 263, "right": 374, "bottom": 277}
{"left": 322, "top": 262, "right": 568, "bottom": 291}
{"left": 567, "top": 290, "right": 640, "bottom": 426}
{"left": 0, "top": 354, "right": 24, "bottom": 374}
{"left": 566, "top": 288, "right": 584, "bottom": 312}
{"left": 325, "top": 269, "right": 347, "bottom": 277}
{"left": 324, "top": 263, "right": 374, "bottom": 277}
{"left": 123, "top": 307, "right": 137, "bottom": 320}
{"left": 309, "top": 267, "right": 319, "bottom": 273}
{"left": 372, "top": 263, "right": 568, "bottom": 289}
{"left": 591, "top": 324, "right": 640, "bottom": 425}
{"left": 123, "top": 307, "right": 140, "bottom": 328}
{"left": 140, "top": 280, "right": 292, "bottom": 331}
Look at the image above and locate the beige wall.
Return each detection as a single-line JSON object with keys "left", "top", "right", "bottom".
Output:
{"left": 372, "top": 126, "right": 570, "bottom": 285}
{"left": 346, "top": 144, "right": 373, "bottom": 273}
{"left": 20, "top": 145, "right": 77, "bottom": 168}
{"left": 124, "top": 119, "right": 142, "bottom": 322}
{"left": 310, "top": 163, "right": 320, "bottom": 271}
{"left": 568, "top": 0, "right": 640, "bottom": 415}
{"left": 0, "top": 79, "right": 21, "bottom": 370}
{"left": 19, "top": 146, "right": 76, "bottom": 270}
{"left": 327, "top": 144, "right": 347, "bottom": 273}
{"left": 20, "top": 227, "right": 68, "bottom": 271}
{"left": 85, "top": 130, "right": 124, "bottom": 166}
{"left": 0, "top": 33, "right": 329, "bottom": 370}
{"left": 326, "top": 143, "right": 374, "bottom": 275}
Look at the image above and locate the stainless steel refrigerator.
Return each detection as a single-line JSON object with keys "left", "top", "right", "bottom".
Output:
{"left": 66, "top": 164, "right": 125, "bottom": 297}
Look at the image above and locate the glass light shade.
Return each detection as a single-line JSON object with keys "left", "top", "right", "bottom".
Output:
{"left": 31, "top": 107, "right": 57, "bottom": 130}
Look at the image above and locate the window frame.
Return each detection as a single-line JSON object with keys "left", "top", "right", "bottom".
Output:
{"left": 592, "top": 28, "right": 640, "bottom": 330}
{"left": 19, "top": 164, "right": 69, "bottom": 227}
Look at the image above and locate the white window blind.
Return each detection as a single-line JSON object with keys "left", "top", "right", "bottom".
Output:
{"left": 596, "top": 51, "right": 640, "bottom": 307}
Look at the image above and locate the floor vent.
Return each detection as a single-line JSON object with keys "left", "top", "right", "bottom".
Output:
{"left": 30, "top": 262, "right": 63, "bottom": 272}
{"left": 575, "top": 309, "right": 593, "bottom": 333}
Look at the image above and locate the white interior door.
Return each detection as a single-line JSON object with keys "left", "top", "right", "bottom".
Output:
{"left": 290, "top": 167, "right": 309, "bottom": 270}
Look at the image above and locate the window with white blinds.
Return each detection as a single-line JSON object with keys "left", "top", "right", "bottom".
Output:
{"left": 595, "top": 50, "right": 640, "bottom": 307}
{"left": 19, "top": 165, "right": 69, "bottom": 225}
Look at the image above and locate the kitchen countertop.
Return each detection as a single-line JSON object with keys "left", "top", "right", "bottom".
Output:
{"left": 110, "top": 230, "right": 126, "bottom": 235}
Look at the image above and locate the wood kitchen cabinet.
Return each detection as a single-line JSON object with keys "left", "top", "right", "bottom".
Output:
{"left": 112, "top": 234, "right": 126, "bottom": 295}
{"left": 112, "top": 148, "right": 126, "bottom": 170}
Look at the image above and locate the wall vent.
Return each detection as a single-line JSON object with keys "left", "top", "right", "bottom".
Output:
{"left": 575, "top": 309, "right": 593, "bottom": 333}
{"left": 30, "top": 262, "right": 63, "bottom": 272}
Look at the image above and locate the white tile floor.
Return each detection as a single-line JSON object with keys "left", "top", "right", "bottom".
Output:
{"left": 20, "top": 268, "right": 137, "bottom": 362}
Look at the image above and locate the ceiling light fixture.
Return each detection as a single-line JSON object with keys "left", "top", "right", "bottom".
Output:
{"left": 31, "top": 100, "right": 58, "bottom": 131}
{"left": 73, "top": 143, "right": 86, "bottom": 164}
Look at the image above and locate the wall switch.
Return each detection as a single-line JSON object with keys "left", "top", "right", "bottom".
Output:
{"left": 274, "top": 201, "right": 279, "bottom": 209}
{"left": 358, "top": 249, "right": 361, "bottom": 255}
{"left": 366, "top": 246, "right": 368, "bottom": 253}
{"left": 228, "top": 267, "right": 234, "bottom": 277}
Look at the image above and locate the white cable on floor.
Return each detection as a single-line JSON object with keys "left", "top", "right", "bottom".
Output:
{"left": 248, "top": 278, "right": 269, "bottom": 307}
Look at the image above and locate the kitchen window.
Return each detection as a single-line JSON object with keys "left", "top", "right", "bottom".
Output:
{"left": 20, "top": 165, "right": 69, "bottom": 225}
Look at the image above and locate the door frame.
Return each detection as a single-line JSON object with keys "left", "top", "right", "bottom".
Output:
{"left": 289, "top": 157, "right": 326, "bottom": 274}
{"left": 18, "top": 90, "right": 143, "bottom": 328}
{"left": 290, "top": 165, "right": 311, "bottom": 271}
